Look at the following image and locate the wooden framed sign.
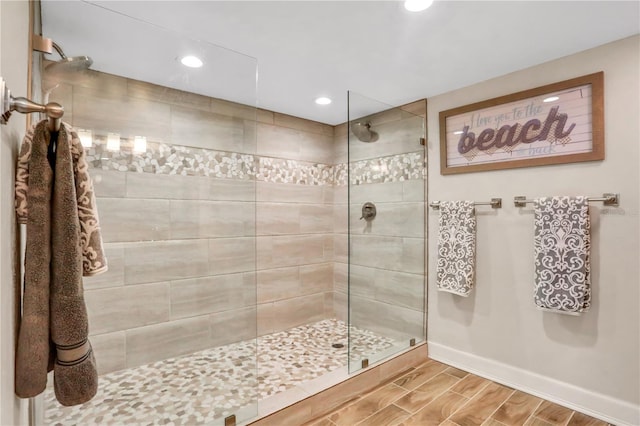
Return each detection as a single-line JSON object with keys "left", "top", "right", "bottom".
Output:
{"left": 439, "top": 72, "right": 604, "bottom": 175}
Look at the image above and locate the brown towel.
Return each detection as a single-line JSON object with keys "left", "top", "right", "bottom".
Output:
{"left": 15, "top": 121, "right": 106, "bottom": 406}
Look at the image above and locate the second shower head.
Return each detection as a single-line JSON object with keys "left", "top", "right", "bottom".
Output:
{"left": 351, "top": 121, "right": 379, "bottom": 143}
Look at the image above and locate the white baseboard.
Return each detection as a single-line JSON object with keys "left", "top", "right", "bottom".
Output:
{"left": 427, "top": 341, "right": 639, "bottom": 426}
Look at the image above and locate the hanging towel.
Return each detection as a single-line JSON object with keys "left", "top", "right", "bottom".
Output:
{"left": 14, "top": 120, "right": 107, "bottom": 406}
{"left": 533, "top": 196, "right": 591, "bottom": 315}
{"left": 436, "top": 201, "right": 476, "bottom": 296}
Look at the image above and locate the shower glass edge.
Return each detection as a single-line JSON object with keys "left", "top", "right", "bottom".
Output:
{"left": 37, "top": 2, "right": 258, "bottom": 425}
{"left": 347, "top": 91, "right": 426, "bottom": 374}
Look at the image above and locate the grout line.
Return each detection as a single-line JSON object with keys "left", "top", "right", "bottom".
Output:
{"left": 482, "top": 388, "right": 516, "bottom": 425}
{"left": 441, "top": 380, "right": 492, "bottom": 423}
{"left": 563, "top": 410, "right": 576, "bottom": 426}
{"left": 522, "top": 399, "right": 545, "bottom": 426}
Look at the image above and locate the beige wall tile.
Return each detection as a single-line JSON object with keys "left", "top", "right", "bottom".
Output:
{"left": 209, "top": 306, "right": 257, "bottom": 346}
{"left": 86, "top": 282, "right": 170, "bottom": 335}
{"left": 208, "top": 178, "right": 256, "bottom": 202}
{"left": 90, "top": 331, "right": 125, "bottom": 375}
{"left": 257, "top": 108, "right": 274, "bottom": 124}
{"left": 83, "top": 243, "right": 125, "bottom": 290}
{"left": 98, "top": 198, "right": 170, "bottom": 243}
{"left": 400, "top": 99, "right": 427, "bottom": 118}
{"left": 257, "top": 123, "right": 301, "bottom": 159}
{"left": 334, "top": 291, "right": 348, "bottom": 323}
{"left": 257, "top": 267, "right": 300, "bottom": 303}
{"left": 257, "top": 181, "right": 324, "bottom": 203}
{"left": 324, "top": 292, "right": 334, "bottom": 318}
{"left": 350, "top": 202, "right": 424, "bottom": 238}
{"left": 402, "top": 237, "right": 425, "bottom": 274}
{"left": 72, "top": 85, "right": 171, "bottom": 141}
{"left": 300, "top": 204, "right": 333, "bottom": 234}
{"left": 126, "top": 172, "right": 209, "bottom": 200}
{"left": 334, "top": 234, "right": 348, "bottom": 264}
{"left": 333, "top": 262, "right": 348, "bottom": 294}
{"left": 210, "top": 98, "right": 257, "bottom": 121}
{"left": 402, "top": 179, "right": 425, "bottom": 202}
{"left": 127, "top": 79, "right": 210, "bottom": 111}
{"left": 124, "top": 240, "right": 209, "bottom": 284}
{"left": 272, "top": 293, "right": 327, "bottom": 332}
{"left": 350, "top": 235, "right": 403, "bottom": 270}
{"left": 170, "top": 200, "right": 255, "bottom": 239}
{"left": 349, "top": 181, "right": 405, "bottom": 204}
{"left": 300, "top": 263, "right": 333, "bottom": 293}
{"left": 125, "top": 316, "right": 211, "bottom": 368}
{"left": 209, "top": 237, "right": 256, "bottom": 275}
{"left": 257, "top": 302, "right": 275, "bottom": 336}
{"left": 170, "top": 273, "right": 256, "bottom": 319}
{"left": 257, "top": 203, "right": 300, "bottom": 235}
{"left": 257, "top": 235, "right": 326, "bottom": 269}
{"left": 46, "top": 66, "right": 128, "bottom": 95}
{"left": 273, "top": 112, "right": 332, "bottom": 136}
{"left": 92, "top": 170, "right": 126, "bottom": 198}
{"left": 348, "top": 265, "right": 376, "bottom": 299}
{"left": 351, "top": 296, "right": 424, "bottom": 341}
{"left": 170, "top": 105, "right": 246, "bottom": 152}
{"left": 333, "top": 185, "right": 348, "bottom": 205}
{"left": 333, "top": 203, "right": 348, "bottom": 234}
{"left": 375, "top": 269, "right": 424, "bottom": 310}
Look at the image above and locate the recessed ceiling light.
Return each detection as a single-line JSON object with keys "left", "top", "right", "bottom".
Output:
{"left": 315, "top": 97, "right": 332, "bottom": 105}
{"left": 543, "top": 96, "right": 559, "bottom": 103}
{"left": 404, "top": 0, "right": 433, "bottom": 12}
{"left": 181, "top": 55, "right": 203, "bottom": 68}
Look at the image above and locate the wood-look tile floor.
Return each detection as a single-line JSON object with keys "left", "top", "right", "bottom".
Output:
{"left": 307, "top": 359, "right": 608, "bottom": 426}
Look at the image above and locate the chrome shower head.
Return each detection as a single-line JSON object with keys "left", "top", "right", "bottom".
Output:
{"left": 44, "top": 41, "right": 93, "bottom": 76}
{"left": 351, "top": 121, "right": 379, "bottom": 143}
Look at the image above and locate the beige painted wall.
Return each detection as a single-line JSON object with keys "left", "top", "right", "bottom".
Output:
{"left": 427, "top": 35, "right": 639, "bottom": 421}
{"left": 0, "top": 1, "right": 29, "bottom": 424}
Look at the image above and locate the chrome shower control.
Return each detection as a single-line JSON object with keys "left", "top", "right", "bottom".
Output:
{"left": 360, "top": 202, "right": 376, "bottom": 221}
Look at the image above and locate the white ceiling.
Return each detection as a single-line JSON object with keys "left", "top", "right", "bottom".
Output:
{"left": 41, "top": 1, "right": 639, "bottom": 125}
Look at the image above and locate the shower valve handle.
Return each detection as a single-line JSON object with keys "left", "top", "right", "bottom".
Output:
{"left": 360, "top": 202, "right": 377, "bottom": 221}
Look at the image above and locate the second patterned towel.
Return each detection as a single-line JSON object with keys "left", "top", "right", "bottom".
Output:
{"left": 533, "top": 196, "right": 591, "bottom": 315}
{"left": 437, "top": 201, "right": 476, "bottom": 297}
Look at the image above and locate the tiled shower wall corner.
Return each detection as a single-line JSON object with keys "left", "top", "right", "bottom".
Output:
{"left": 46, "top": 69, "right": 337, "bottom": 375}
{"left": 333, "top": 101, "right": 426, "bottom": 343}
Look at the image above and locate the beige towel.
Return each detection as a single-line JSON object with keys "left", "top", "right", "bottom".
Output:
{"left": 15, "top": 121, "right": 106, "bottom": 405}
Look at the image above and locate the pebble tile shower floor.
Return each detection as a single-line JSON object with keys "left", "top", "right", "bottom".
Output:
{"left": 44, "top": 319, "right": 399, "bottom": 425}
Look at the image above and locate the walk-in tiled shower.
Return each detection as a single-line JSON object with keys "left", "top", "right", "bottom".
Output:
{"left": 38, "top": 3, "right": 425, "bottom": 424}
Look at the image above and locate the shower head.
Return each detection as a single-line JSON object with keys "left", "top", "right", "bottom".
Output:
{"left": 351, "top": 121, "right": 379, "bottom": 143}
{"left": 44, "top": 41, "right": 93, "bottom": 76}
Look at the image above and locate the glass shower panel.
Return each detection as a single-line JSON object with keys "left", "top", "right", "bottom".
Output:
{"left": 40, "top": 2, "right": 257, "bottom": 425}
{"left": 347, "top": 91, "right": 426, "bottom": 373}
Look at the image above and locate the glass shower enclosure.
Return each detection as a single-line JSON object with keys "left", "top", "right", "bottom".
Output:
{"left": 347, "top": 91, "right": 426, "bottom": 372}
{"left": 39, "top": 2, "right": 258, "bottom": 425}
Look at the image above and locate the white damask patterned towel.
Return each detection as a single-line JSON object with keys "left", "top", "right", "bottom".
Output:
{"left": 534, "top": 196, "right": 591, "bottom": 315}
{"left": 436, "top": 201, "right": 476, "bottom": 296}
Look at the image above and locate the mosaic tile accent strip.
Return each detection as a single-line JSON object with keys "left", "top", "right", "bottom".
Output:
{"left": 348, "top": 151, "right": 425, "bottom": 186}
{"left": 86, "top": 138, "right": 257, "bottom": 179}
{"left": 257, "top": 157, "right": 334, "bottom": 186}
{"left": 83, "top": 137, "right": 424, "bottom": 187}
{"left": 44, "top": 319, "right": 399, "bottom": 425}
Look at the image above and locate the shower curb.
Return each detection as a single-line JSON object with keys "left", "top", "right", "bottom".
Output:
{"left": 247, "top": 343, "right": 428, "bottom": 426}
